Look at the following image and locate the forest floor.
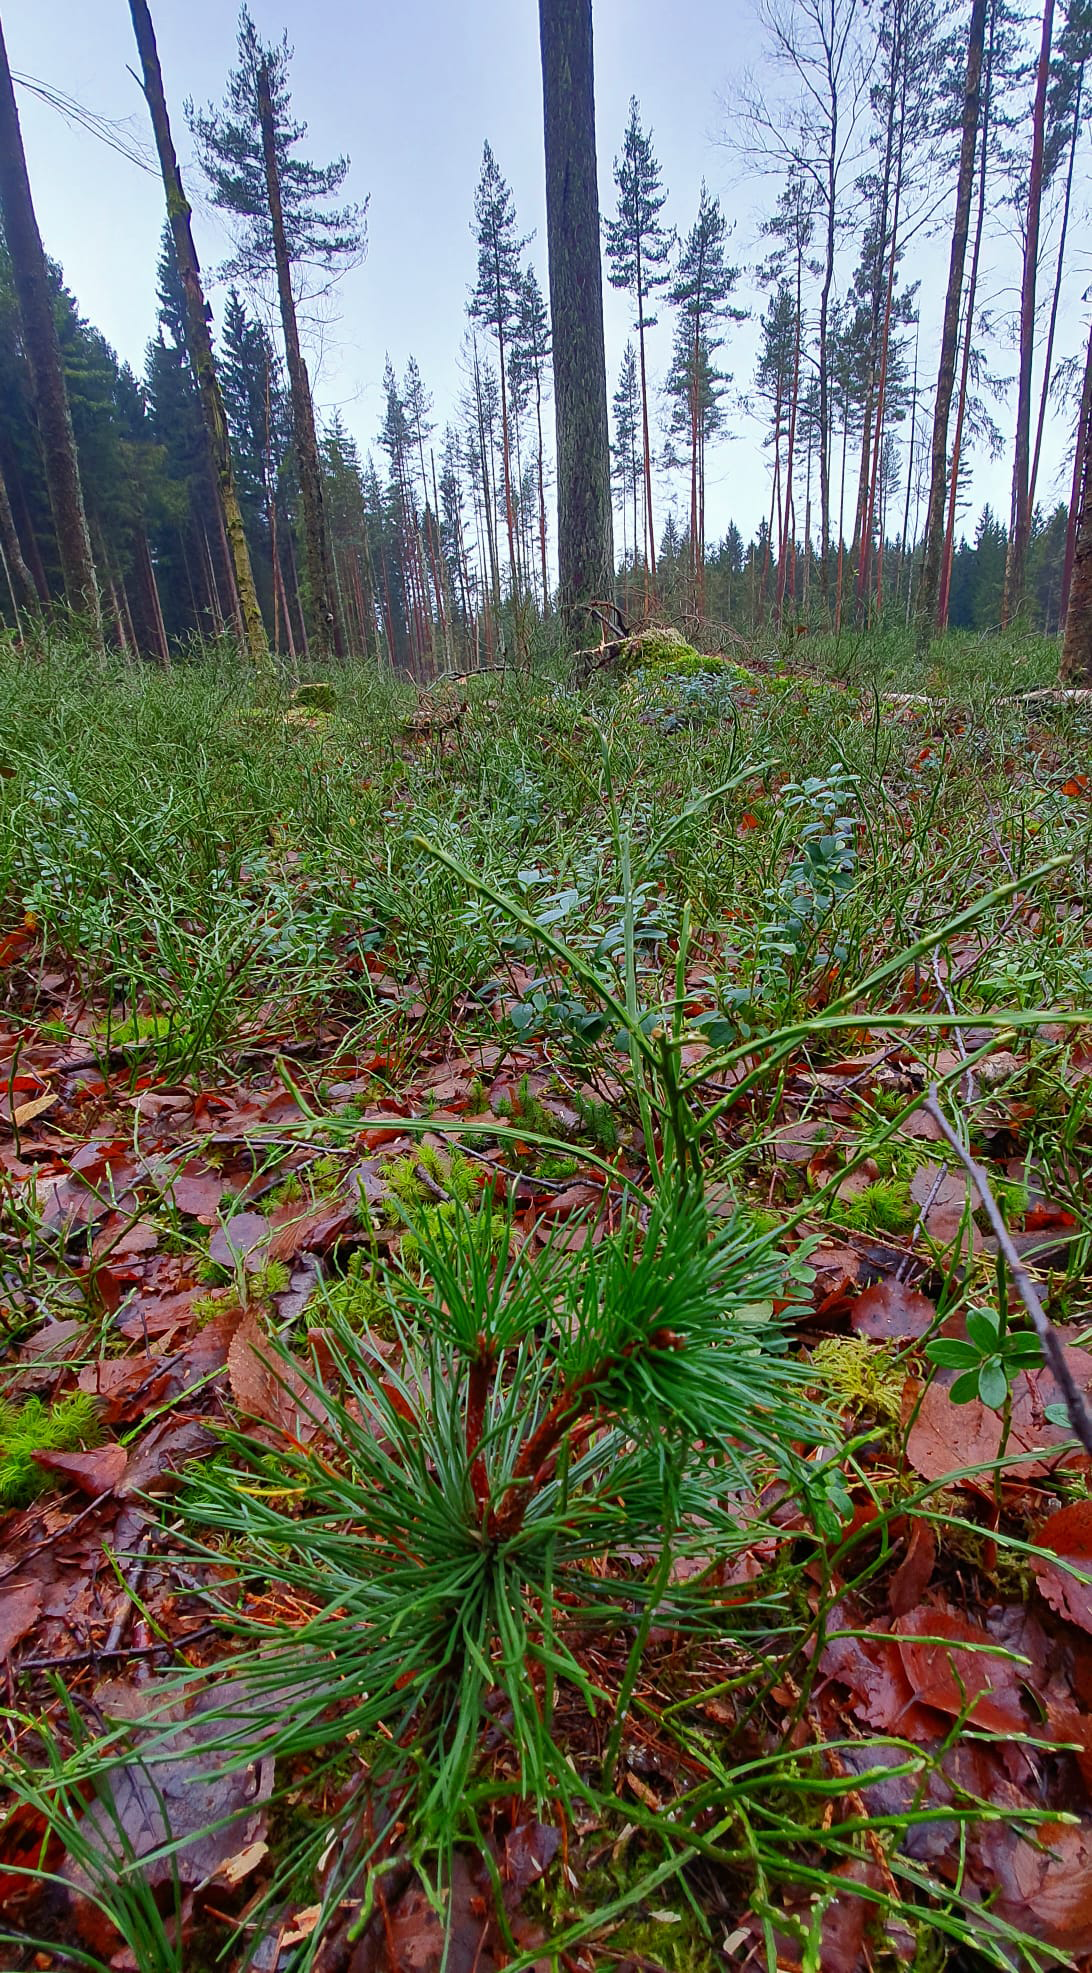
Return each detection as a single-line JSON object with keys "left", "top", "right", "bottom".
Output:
{"left": 1, "top": 625, "right": 1091, "bottom": 1972}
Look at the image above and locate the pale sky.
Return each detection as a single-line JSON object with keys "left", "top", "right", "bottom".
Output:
{"left": 6, "top": 0, "right": 1090, "bottom": 556}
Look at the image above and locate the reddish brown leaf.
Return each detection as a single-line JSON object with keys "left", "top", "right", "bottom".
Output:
{"left": 906, "top": 1345, "right": 1092, "bottom": 1483}
{"left": 851, "top": 1279, "right": 935, "bottom": 1341}
{"left": 227, "top": 1310, "right": 328, "bottom": 1443}
{"left": 894, "top": 1606, "right": 1030, "bottom": 1733}
{"left": 1031, "top": 1500, "right": 1092, "bottom": 1633}
{"left": 0, "top": 1582, "right": 42, "bottom": 1663}
{"left": 209, "top": 1212, "right": 271, "bottom": 1271}
{"left": 31, "top": 1444, "right": 127, "bottom": 1497}
{"left": 888, "top": 1519, "right": 936, "bottom": 1616}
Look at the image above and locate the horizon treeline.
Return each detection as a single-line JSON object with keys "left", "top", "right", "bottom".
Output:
{"left": 0, "top": 0, "right": 1087, "bottom": 669}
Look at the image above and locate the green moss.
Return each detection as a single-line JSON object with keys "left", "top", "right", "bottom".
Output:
{"left": 838, "top": 1178, "right": 914, "bottom": 1234}
{"left": 105, "top": 1010, "right": 175, "bottom": 1050}
{"left": 400, "top": 1203, "right": 508, "bottom": 1269}
{"left": 810, "top": 1336, "right": 905, "bottom": 1424}
{"left": 571, "top": 1088, "right": 619, "bottom": 1151}
{"left": 250, "top": 1260, "right": 290, "bottom": 1301}
{"left": 993, "top": 1176, "right": 1029, "bottom": 1224}
{"left": 387, "top": 1144, "right": 480, "bottom": 1210}
{"left": 0, "top": 1392, "right": 101, "bottom": 1508}
{"left": 293, "top": 681, "right": 337, "bottom": 712}
{"left": 312, "top": 1251, "right": 394, "bottom": 1334}
{"left": 537, "top": 1152, "right": 579, "bottom": 1182}
{"left": 624, "top": 627, "right": 734, "bottom": 678}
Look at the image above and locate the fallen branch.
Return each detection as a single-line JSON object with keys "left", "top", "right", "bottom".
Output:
{"left": 922, "top": 1087, "right": 1092, "bottom": 1458}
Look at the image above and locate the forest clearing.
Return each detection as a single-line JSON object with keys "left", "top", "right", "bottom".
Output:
{"left": 1, "top": 0, "right": 1092, "bottom": 1966}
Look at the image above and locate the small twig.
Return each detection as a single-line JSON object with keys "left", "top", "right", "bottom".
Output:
{"left": 896, "top": 1158, "right": 951, "bottom": 1282}
{"left": 922, "top": 1087, "right": 1092, "bottom": 1458}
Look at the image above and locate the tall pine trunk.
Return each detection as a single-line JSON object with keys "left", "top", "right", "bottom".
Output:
{"left": 256, "top": 60, "right": 342, "bottom": 660}
{"left": 129, "top": 0, "right": 267, "bottom": 665}
{"left": 916, "top": 0, "right": 987, "bottom": 653}
{"left": 0, "top": 17, "right": 100, "bottom": 639}
{"left": 1028, "top": 58, "right": 1082, "bottom": 522}
{"left": 939, "top": 4, "right": 993, "bottom": 628}
{"left": 1062, "top": 318, "right": 1092, "bottom": 625}
{"left": 538, "top": 0, "right": 615, "bottom": 621}
{"left": 1001, "top": 0, "right": 1055, "bottom": 626}
{"left": 1060, "top": 316, "right": 1092, "bottom": 683}
{"left": 0, "top": 451, "right": 34, "bottom": 610}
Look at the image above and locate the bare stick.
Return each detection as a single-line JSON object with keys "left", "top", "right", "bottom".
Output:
{"left": 923, "top": 1087, "right": 1092, "bottom": 1458}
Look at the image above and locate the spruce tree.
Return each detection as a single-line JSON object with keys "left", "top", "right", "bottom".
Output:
{"left": 605, "top": 99, "right": 672, "bottom": 598}
{"left": 188, "top": 7, "right": 366, "bottom": 658}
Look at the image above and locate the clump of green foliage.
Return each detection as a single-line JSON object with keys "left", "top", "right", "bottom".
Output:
{"left": 105, "top": 1011, "right": 174, "bottom": 1050}
{"left": 401, "top": 1203, "right": 508, "bottom": 1269}
{"left": 571, "top": 1088, "right": 619, "bottom": 1151}
{"left": 387, "top": 1143, "right": 480, "bottom": 1210}
{"left": 312, "top": 1250, "right": 392, "bottom": 1332}
{"left": 624, "top": 628, "right": 741, "bottom": 678}
{"left": 838, "top": 1178, "right": 914, "bottom": 1234}
{"left": 0, "top": 1392, "right": 101, "bottom": 1507}
{"left": 810, "top": 1336, "right": 905, "bottom": 1424}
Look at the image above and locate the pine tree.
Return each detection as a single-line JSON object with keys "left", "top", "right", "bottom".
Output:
{"left": 668, "top": 184, "right": 740, "bottom": 613}
{"left": 469, "top": 143, "right": 527, "bottom": 608}
{"left": 129, "top": 0, "right": 266, "bottom": 662}
{"left": 511, "top": 266, "right": 552, "bottom": 607}
{"left": 605, "top": 98, "right": 672, "bottom": 599}
{"left": 0, "top": 18, "right": 100, "bottom": 635}
{"left": 916, "top": 0, "right": 988, "bottom": 651}
{"left": 612, "top": 341, "right": 643, "bottom": 584}
{"left": 188, "top": 6, "right": 366, "bottom": 658}
{"left": 1000, "top": 0, "right": 1056, "bottom": 624}
{"left": 1061, "top": 314, "right": 1092, "bottom": 682}
{"left": 538, "top": 0, "right": 614, "bottom": 622}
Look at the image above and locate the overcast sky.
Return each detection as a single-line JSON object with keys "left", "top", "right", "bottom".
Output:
{"left": 7, "top": 0, "right": 1090, "bottom": 554}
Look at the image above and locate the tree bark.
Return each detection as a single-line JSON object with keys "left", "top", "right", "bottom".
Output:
{"left": 1028, "top": 54, "right": 1081, "bottom": 524}
{"left": 0, "top": 449, "right": 35, "bottom": 610}
{"left": 129, "top": 0, "right": 267, "bottom": 666}
{"left": 538, "top": 0, "right": 615, "bottom": 622}
{"left": 915, "top": 0, "right": 987, "bottom": 653}
{"left": 256, "top": 60, "right": 342, "bottom": 660}
{"left": 1062, "top": 317, "right": 1092, "bottom": 625}
{"left": 1061, "top": 315, "right": 1092, "bottom": 683}
{"left": 1001, "top": 0, "right": 1055, "bottom": 627}
{"left": 0, "top": 14, "right": 100, "bottom": 638}
{"left": 938, "top": 0, "right": 994, "bottom": 628}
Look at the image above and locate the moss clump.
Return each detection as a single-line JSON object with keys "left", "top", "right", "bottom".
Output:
{"left": 293, "top": 681, "right": 337, "bottom": 713}
{"left": 313, "top": 1251, "right": 393, "bottom": 1334}
{"left": 625, "top": 626, "right": 739, "bottom": 678}
{"left": 401, "top": 1203, "right": 508, "bottom": 1270}
{"left": 810, "top": 1336, "right": 905, "bottom": 1424}
{"left": 105, "top": 1011, "right": 175, "bottom": 1050}
{"left": 838, "top": 1178, "right": 914, "bottom": 1234}
{"left": 0, "top": 1392, "right": 101, "bottom": 1508}
{"left": 387, "top": 1144, "right": 480, "bottom": 1210}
